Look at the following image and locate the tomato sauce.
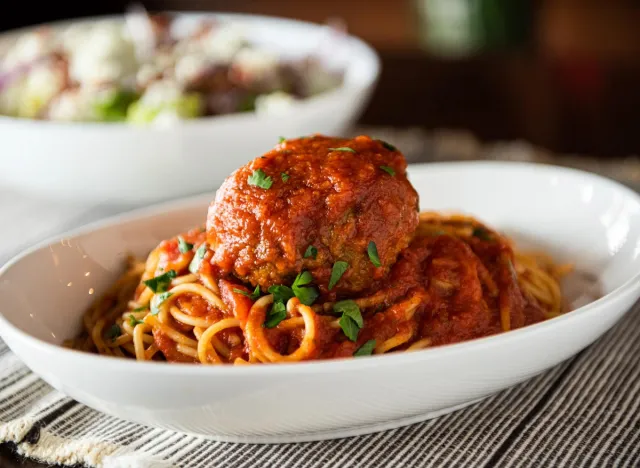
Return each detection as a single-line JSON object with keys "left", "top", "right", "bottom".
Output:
{"left": 153, "top": 328, "right": 198, "bottom": 364}
{"left": 207, "top": 135, "right": 419, "bottom": 297}
{"left": 142, "top": 136, "right": 547, "bottom": 363}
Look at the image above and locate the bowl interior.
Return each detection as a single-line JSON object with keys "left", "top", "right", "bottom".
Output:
{"left": 1, "top": 162, "right": 640, "bottom": 346}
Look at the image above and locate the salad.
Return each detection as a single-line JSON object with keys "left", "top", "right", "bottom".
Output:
{"left": 0, "top": 12, "right": 344, "bottom": 124}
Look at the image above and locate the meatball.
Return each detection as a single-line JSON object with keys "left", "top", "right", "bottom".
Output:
{"left": 207, "top": 135, "right": 420, "bottom": 296}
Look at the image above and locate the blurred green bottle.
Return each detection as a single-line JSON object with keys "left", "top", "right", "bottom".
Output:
{"left": 413, "top": 0, "right": 534, "bottom": 56}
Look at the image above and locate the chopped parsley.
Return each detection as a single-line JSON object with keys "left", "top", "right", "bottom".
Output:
{"left": 279, "top": 136, "right": 286, "bottom": 143}
{"left": 328, "top": 147, "right": 356, "bottom": 153}
{"left": 233, "top": 285, "right": 261, "bottom": 300}
{"left": 328, "top": 261, "right": 348, "bottom": 290}
{"left": 292, "top": 271, "right": 319, "bottom": 306}
{"left": 264, "top": 284, "right": 295, "bottom": 328}
{"left": 106, "top": 324, "right": 122, "bottom": 341}
{"left": 340, "top": 316, "right": 360, "bottom": 342}
{"left": 354, "top": 339, "right": 376, "bottom": 356}
{"left": 333, "top": 300, "right": 361, "bottom": 320}
{"left": 281, "top": 172, "right": 290, "bottom": 182}
{"left": 177, "top": 236, "right": 193, "bottom": 253}
{"left": 128, "top": 314, "right": 144, "bottom": 327}
{"left": 334, "top": 300, "right": 363, "bottom": 341}
{"left": 268, "top": 285, "right": 295, "bottom": 303}
{"left": 263, "top": 272, "right": 318, "bottom": 327}
{"left": 378, "top": 140, "right": 397, "bottom": 151}
{"left": 304, "top": 245, "right": 317, "bottom": 259}
{"left": 189, "top": 243, "right": 207, "bottom": 274}
{"left": 248, "top": 169, "right": 273, "bottom": 189}
{"left": 264, "top": 301, "right": 287, "bottom": 328}
{"left": 472, "top": 227, "right": 493, "bottom": 241}
{"left": 143, "top": 270, "right": 177, "bottom": 293}
{"left": 151, "top": 292, "right": 173, "bottom": 315}
{"left": 367, "top": 241, "right": 381, "bottom": 267}
{"left": 292, "top": 271, "right": 313, "bottom": 288}
{"left": 133, "top": 305, "right": 147, "bottom": 312}
{"left": 380, "top": 165, "right": 396, "bottom": 176}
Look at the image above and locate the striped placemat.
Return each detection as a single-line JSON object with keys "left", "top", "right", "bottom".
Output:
{"left": 1, "top": 128, "right": 640, "bottom": 467}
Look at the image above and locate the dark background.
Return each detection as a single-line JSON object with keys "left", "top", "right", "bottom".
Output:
{"left": 4, "top": 2, "right": 640, "bottom": 154}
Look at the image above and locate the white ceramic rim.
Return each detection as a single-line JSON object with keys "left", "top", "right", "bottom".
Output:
{"left": 0, "top": 11, "right": 381, "bottom": 130}
{"left": 1, "top": 161, "right": 639, "bottom": 377}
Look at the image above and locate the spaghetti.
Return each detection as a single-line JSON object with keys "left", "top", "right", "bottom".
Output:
{"left": 65, "top": 213, "right": 572, "bottom": 365}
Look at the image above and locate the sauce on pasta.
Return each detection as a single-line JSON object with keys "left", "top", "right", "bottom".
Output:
{"left": 65, "top": 136, "right": 572, "bottom": 364}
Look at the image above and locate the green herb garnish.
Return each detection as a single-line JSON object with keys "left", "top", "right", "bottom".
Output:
{"left": 106, "top": 324, "right": 122, "bottom": 341}
{"left": 128, "top": 314, "right": 144, "bottom": 327}
{"left": 268, "top": 285, "right": 295, "bottom": 303}
{"left": 367, "top": 241, "right": 381, "bottom": 267}
{"left": 281, "top": 172, "right": 290, "bottom": 182}
{"left": 264, "top": 284, "right": 295, "bottom": 328}
{"left": 472, "top": 227, "right": 492, "bottom": 241}
{"left": 340, "top": 316, "right": 359, "bottom": 341}
{"left": 264, "top": 301, "right": 287, "bottom": 328}
{"left": 189, "top": 243, "right": 207, "bottom": 274}
{"left": 354, "top": 339, "right": 376, "bottom": 356}
{"left": 177, "top": 236, "right": 193, "bottom": 253}
{"left": 292, "top": 271, "right": 319, "bottom": 305}
{"left": 378, "top": 140, "right": 397, "bottom": 151}
{"left": 328, "top": 147, "right": 356, "bottom": 153}
{"left": 151, "top": 292, "right": 173, "bottom": 315}
{"left": 328, "top": 261, "right": 348, "bottom": 290}
{"left": 233, "top": 285, "right": 261, "bottom": 300}
{"left": 333, "top": 300, "right": 362, "bottom": 323}
{"left": 279, "top": 136, "right": 286, "bottom": 143}
{"left": 133, "top": 306, "right": 147, "bottom": 312}
{"left": 380, "top": 165, "right": 396, "bottom": 176}
{"left": 293, "top": 271, "right": 314, "bottom": 287}
{"left": 335, "top": 300, "right": 363, "bottom": 341}
{"left": 304, "top": 245, "right": 317, "bottom": 259}
{"left": 248, "top": 169, "right": 273, "bottom": 189}
{"left": 143, "top": 270, "right": 177, "bottom": 293}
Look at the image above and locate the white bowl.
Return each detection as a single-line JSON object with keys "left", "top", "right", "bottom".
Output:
{"left": 1, "top": 161, "right": 639, "bottom": 443}
{"left": 0, "top": 13, "right": 380, "bottom": 206}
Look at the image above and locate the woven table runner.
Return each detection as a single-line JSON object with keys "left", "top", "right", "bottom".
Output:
{"left": 1, "top": 128, "right": 639, "bottom": 467}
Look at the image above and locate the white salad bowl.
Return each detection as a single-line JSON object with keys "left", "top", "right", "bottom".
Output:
{"left": 0, "top": 12, "right": 380, "bottom": 205}
{"left": 0, "top": 161, "right": 639, "bottom": 443}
